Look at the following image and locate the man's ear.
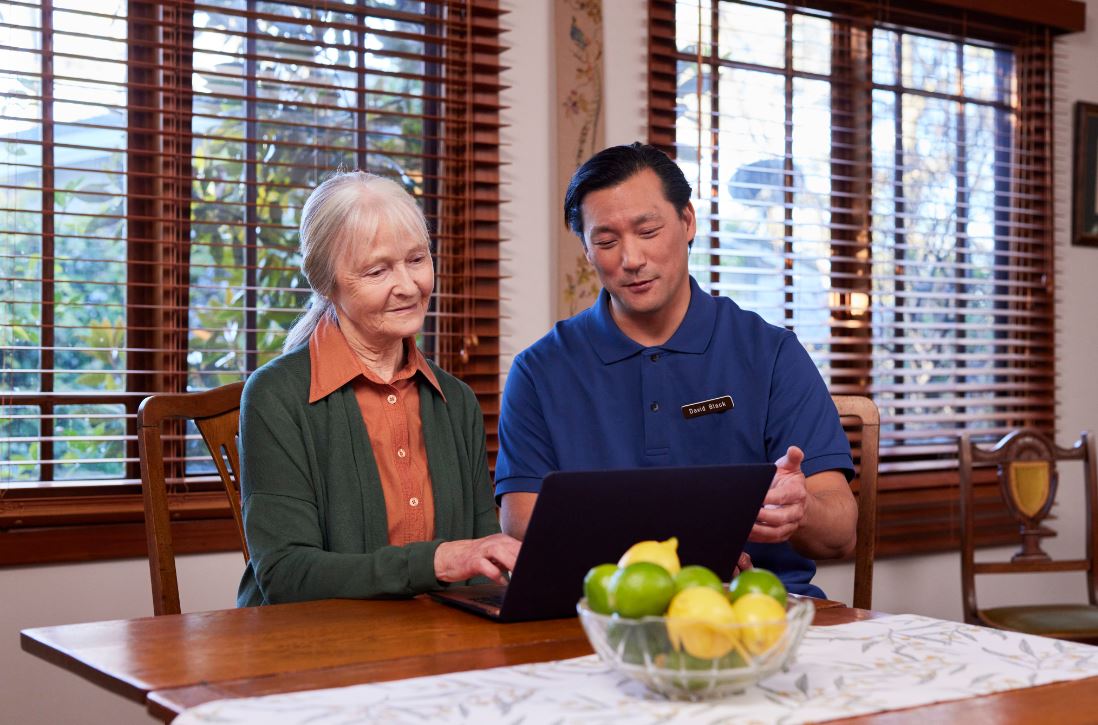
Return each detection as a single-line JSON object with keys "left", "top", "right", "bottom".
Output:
{"left": 681, "top": 201, "right": 697, "bottom": 244}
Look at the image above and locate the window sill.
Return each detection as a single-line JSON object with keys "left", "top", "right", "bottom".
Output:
{"left": 0, "top": 518, "right": 241, "bottom": 567}
{"left": 0, "top": 487, "right": 239, "bottom": 567}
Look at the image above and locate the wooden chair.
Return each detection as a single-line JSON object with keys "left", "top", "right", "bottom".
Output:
{"left": 831, "top": 395, "right": 880, "bottom": 610}
{"left": 137, "top": 382, "right": 248, "bottom": 616}
{"left": 959, "top": 429, "right": 1098, "bottom": 643}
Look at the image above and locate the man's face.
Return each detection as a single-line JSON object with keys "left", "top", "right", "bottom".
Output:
{"left": 580, "top": 168, "right": 696, "bottom": 331}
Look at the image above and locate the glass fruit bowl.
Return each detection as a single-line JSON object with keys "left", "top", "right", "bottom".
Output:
{"left": 576, "top": 595, "right": 814, "bottom": 701}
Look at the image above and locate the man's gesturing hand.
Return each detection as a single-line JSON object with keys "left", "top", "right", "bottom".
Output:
{"left": 748, "top": 446, "right": 809, "bottom": 544}
{"left": 434, "top": 533, "right": 521, "bottom": 585}
{"left": 731, "top": 551, "right": 753, "bottom": 578}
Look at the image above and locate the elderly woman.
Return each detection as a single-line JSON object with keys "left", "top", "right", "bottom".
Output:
{"left": 237, "top": 171, "right": 519, "bottom": 606}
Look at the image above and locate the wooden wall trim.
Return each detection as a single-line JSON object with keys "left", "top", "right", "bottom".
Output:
{"left": 916, "top": 0, "right": 1084, "bottom": 33}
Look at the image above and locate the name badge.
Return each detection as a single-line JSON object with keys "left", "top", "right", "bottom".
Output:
{"left": 681, "top": 395, "right": 734, "bottom": 419}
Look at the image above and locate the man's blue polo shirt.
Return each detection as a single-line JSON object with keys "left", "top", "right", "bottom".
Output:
{"left": 494, "top": 276, "right": 854, "bottom": 598}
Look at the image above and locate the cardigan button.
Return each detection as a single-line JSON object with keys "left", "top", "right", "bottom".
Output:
{"left": 397, "top": 448, "right": 407, "bottom": 459}
{"left": 409, "top": 497, "right": 420, "bottom": 507}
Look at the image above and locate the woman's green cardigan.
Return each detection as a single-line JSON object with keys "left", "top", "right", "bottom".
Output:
{"left": 236, "top": 344, "right": 500, "bottom": 606}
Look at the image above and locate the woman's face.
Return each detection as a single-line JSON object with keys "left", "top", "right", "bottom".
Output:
{"left": 330, "top": 214, "right": 434, "bottom": 351}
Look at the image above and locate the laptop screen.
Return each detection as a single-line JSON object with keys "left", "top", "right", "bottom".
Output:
{"left": 485, "top": 463, "right": 775, "bottom": 621}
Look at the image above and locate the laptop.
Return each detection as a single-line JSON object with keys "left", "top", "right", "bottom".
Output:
{"left": 429, "top": 463, "right": 775, "bottom": 622}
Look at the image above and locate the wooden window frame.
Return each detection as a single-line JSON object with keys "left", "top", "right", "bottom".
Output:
{"left": 648, "top": 0, "right": 1079, "bottom": 557}
{"left": 0, "top": 0, "right": 505, "bottom": 566}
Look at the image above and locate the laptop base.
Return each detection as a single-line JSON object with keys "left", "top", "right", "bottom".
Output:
{"left": 429, "top": 585, "right": 510, "bottom": 621}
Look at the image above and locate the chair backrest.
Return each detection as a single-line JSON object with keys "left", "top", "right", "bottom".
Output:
{"left": 831, "top": 395, "right": 880, "bottom": 610}
{"left": 959, "top": 429, "right": 1098, "bottom": 624}
{"left": 137, "top": 382, "right": 247, "bottom": 616}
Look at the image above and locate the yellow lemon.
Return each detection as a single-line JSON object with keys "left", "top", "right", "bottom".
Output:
{"left": 731, "top": 591, "right": 787, "bottom": 655}
{"left": 665, "top": 586, "right": 737, "bottom": 659}
{"left": 618, "top": 537, "right": 681, "bottom": 577}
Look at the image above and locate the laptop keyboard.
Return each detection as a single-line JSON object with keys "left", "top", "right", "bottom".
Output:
{"left": 472, "top": 593, "right": 504, "bottom": 607}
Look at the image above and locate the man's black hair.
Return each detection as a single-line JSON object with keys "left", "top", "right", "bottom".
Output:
{"left": 563, "top": 142, "right": 693, "bottom": 243}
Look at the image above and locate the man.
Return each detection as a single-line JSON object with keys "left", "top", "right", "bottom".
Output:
{"left": 495, "top": 142, "right": 857, "bottom": 598}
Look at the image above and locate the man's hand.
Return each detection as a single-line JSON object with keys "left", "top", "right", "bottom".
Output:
{"left": 434, "top": 533, "right": 521, "bottom": 584}
{"left": 749, "top": 446, "right": 858, "bottom": 559}
{"left": 731, "top": 551, "right": 753, "bottom": 578}
{"left": 749, "top": 446, "right": 809, "bottom": 544}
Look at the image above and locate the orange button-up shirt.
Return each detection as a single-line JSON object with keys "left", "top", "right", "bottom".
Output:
{"left": 308, "top": 315, "right": 444, "bottom": 546}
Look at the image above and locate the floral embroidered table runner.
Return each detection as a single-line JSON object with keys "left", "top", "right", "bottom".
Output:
{"left": 175, "top": 614, "right": 1098, "bottom": 724}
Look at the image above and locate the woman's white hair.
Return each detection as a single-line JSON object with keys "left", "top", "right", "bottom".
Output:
{"left": 283, "top": 171, "right": 430, "bottom": 352}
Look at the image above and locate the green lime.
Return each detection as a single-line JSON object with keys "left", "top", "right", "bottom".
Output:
{"left": 661, "top": 649, "right": 717, "bottom": 692}
{"left": 664, "top": 650, "right": 717, "bottom": 669}
{"left": 727, "top": 567, "right": 787, "bottom": 607}
{"left": 608, "top": 619, "right": 668, "bottom": 665}
{"left": 717, "top": 648, "right": 747, "bottom": 669}
{"left": 660, "top": 646, "right": 746, "bottom": 670}
{"left": 673, "top": 565, "right": 724, "bottom": 595}
{"left": 583, "top": 563, "right": 619, "bottom": 614}
{"left": 609, "top": 562, "right": 675, "bottom": 618}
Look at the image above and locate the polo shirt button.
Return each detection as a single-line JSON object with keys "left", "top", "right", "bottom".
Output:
{"left": 650, "top": 353, "right": 660, "bottom": 362}
{"left": 387, "top": 394, "right": 397, "bottom": 404}
{"left": 650, "top": 402, "right": 659, "bottom": 412}
{"left": 397, "top": 448, "right": 407, "bottom": 458}
{"left": 409, "top": 497, "right": 419, "bottom": 507}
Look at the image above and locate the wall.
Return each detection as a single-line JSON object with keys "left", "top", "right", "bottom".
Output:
{"left": 2, "top": 553, "right": 241, "bottom": 724}
{"left": 499, "top": 1, "right": 555, "bottom": 362}
{"left": 3, "top": 1, "right": 1097, "bottom": 723}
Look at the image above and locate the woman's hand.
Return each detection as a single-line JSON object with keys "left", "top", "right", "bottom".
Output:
{"left": 434, "top": 533, "right": 521, "bottom": 584}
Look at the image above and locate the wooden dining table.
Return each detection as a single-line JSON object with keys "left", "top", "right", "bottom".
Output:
{"left": 20, "top": 596, "right": 1098, "bottom": 723}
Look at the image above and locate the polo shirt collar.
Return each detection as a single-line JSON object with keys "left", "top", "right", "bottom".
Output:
{"left": 588, "top": 275, "right": 716, "bottom": 364}
{"left": 663, "top": 276, "right": 717, "bottom": 354}
{"left": 308, "top": 314, "right": 444, "bottom": 403}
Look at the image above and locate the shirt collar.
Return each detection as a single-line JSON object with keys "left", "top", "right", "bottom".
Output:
{"left": 587, "top": 275, "right": 717, "bottom": 364}
{"left": 663, "top": 276, "right": 717, "bottom": 354}
{"left": 308, "top": 314, "right": 445, "bottom": 403}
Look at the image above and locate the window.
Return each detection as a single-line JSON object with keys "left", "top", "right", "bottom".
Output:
{"left": 0, "top": 0, "right": 505, "bottom": 564}
{"left": 651, "top": 0, "right": 1069, "bottom": 555}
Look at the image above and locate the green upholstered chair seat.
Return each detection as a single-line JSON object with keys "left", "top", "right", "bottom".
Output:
{"left": 980, "top": 604, "right": 1098, "bottom": 641}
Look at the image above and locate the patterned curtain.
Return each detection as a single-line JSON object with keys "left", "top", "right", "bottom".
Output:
{"left": 555, "top": 0, "right": 605, "bottom": 319}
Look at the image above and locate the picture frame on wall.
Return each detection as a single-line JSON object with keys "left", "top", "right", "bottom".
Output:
{"left": 1074, "top": 102, "right": 1098, "bottom": 248}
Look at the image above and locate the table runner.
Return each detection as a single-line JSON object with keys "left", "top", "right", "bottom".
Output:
{"left": 174, "top": 614, "right": 1098, "bottom": 724}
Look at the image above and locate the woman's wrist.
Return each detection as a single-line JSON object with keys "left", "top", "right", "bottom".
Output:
{"left": 433, "top": 539, "right": 457, "bottom": 582}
